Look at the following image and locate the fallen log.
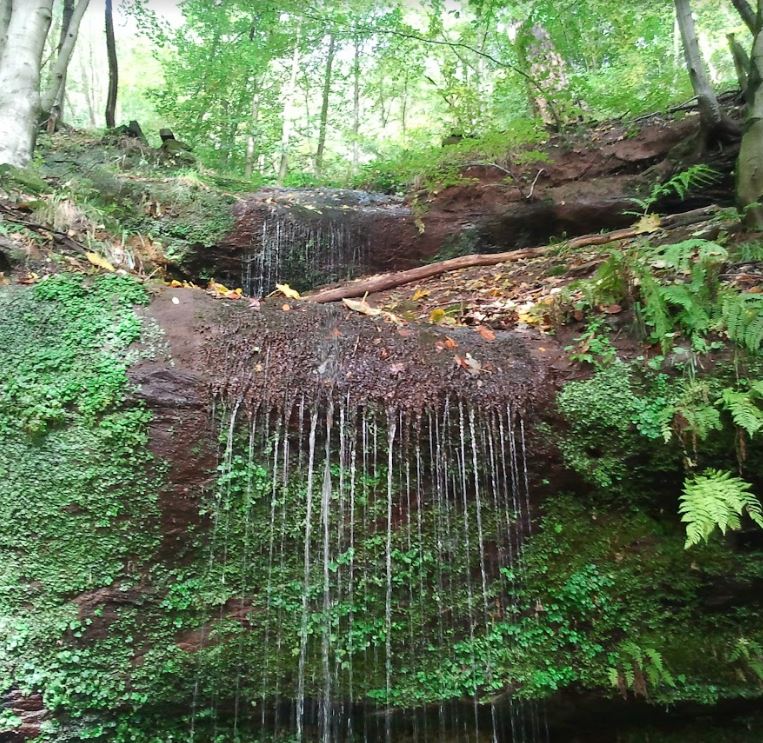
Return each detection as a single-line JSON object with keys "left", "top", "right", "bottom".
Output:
{"left": 305, "top": 206, "right": 721, "bottom": 303}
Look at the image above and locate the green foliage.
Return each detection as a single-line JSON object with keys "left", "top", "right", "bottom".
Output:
{"left": 485, "top": 495, "right": 763, "bottom": 705}
{"left": 609, "top": 642, "right": 675, "bottom": 698}
{"left": 722, "top": 293, "right": 763, "bottom": 355}
{"left": 556, "top": 362, "right": 665, "bottom": 487}
{"left": 679, "top": 469, "right": 763, "bottom": 548}
{"left": 626, "top": 166, "right": 720, "bottom": 217}
{"left": 564, "top": 318, "right": 617, "bottom": 367}
{"left": 728, "top": 638, "right": 763, "bottom": 684}
{"left": 0, "top": 275, "right": 170, "bottom": 738}
{"left": 721, "top": 384, "right": 763, "bottom": 437}
{"left": 570, "top": 236, "right": 755, "bottom": 355}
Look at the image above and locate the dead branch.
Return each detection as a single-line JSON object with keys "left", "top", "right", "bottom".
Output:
{"left": 0, "top": 202, "right": 88, "bottom": 256}
{"left": 304, "top": 206, "right": 721, "bottom": 303}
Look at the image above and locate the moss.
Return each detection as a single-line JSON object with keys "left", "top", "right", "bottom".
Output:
{"left": 0, "top": 275, "right": 172, "bottom": 739}
{"left": 488, "top": 496, "right": 763, "bottom": 704}
{"left": 0, "top": 164, "right": 49, "bottom": 194}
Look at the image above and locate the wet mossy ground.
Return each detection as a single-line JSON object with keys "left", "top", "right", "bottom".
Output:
{"left": 0, "top": 270, "right": 761, "bottom": 741}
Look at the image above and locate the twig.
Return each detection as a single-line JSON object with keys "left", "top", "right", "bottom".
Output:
{"left": 527, "top": 169, "right": 546, "bottom": 200}
{"left": 304, "top": 206, "right": 721, "bottom": 303}
{"left": 0, "top": 203, "right": 87, "bottom": 256}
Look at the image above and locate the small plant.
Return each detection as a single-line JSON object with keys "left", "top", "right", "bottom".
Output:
{"left": 679, "top": 469, "right": 763, "bottom": 548}
{"left": 565, "top": 318, "right": 617, "bottom": 367}
{"left": 722, "top": 292, "right": 763, "bottom": 355}
{"left": 609, "top": 641, "right": 675, "bottom": 698}
{"left": 626, "top": 165, "right": 720, "bottom": 217}
{"left": 728, "top": 638, "right": 763, "bottom": 683}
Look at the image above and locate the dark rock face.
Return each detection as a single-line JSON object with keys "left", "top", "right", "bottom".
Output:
{"left": 181, "top": 114, "right": 732, "bottom": 296}
{"left": 184, "top": 188, "right": 424, "bottom": 295}
{"left": 0, "top": 690, "right": 48, "bottom": 741}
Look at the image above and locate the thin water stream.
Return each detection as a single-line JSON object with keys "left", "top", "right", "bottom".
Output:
{"left": 190, "top": 392, "right": 547, "bottom": 742}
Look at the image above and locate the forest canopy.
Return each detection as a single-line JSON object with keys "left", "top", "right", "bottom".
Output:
{"left": 3, "top": 0, "right": 743, "bottom": 186}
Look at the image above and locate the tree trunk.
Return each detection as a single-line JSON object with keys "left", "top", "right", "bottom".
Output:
{"left": 244, "top": 90, "right": 260, "bottom": 179}
{"left": 730, "top": 0, "right": 758, "bottom": 33}
{"left": 674, "top": 0, "right": 739, "bottom": 145}
{"left": 104, "top": 0, "right": 118, "bottom": 128}
{"left": 351, "top": 36, "right": 360, "bottom": 175}
{"left": 41, "top": 0, "right": 89, "bottom": 115}
{"left": 314, "top": 34, "right": 336, "bottom": 176}
{"left": 728, "top": 32, "right": 751, "bottom": 100}
{"left": 277, "top": 28, "right": 301, "bottom": 184}
{"left": 0, "top": 0, "right": 55, "bottom": 167}
{"left": 737, "top": 2, "right": 763, "bottom": 227}
{"left": 0, "top": 0, "right": 12, "bottom": 58}
{"left": 54, "top": 0, "right": 74, "bottom": 119}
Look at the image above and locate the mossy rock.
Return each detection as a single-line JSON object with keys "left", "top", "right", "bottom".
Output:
{"left": 0, "top": 164, "right": 49, "bottom": 194}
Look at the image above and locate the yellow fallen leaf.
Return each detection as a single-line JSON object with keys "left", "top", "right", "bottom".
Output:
{"left": 342, "top": 297, "right": 404, "bottom": 326}
{"left": 343, "top": 297, "right": 383, "bottom": 318}
{"left": 634, "top": 213, "right": 661, "bottom": 235}
{"left": 169, "top": 279, "right": 184, "bottom": 288}
{"left": 275, "top": 283, "right": 301, "bottom": 300}
{"left": 429, "top": 308, "right": 446, "bottom": 324}
{"left": 412, "top": 287, "right": 430, "bottom": 301}
{"left": 208, "top": 280, "right": 231, "bottom": 295}
{"left": 86, "top": 252, "right": 116, "bottom": 272}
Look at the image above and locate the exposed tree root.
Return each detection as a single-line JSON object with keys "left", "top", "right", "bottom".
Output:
{"left": 305, "top": 206, "right": 721, "bottom": 303}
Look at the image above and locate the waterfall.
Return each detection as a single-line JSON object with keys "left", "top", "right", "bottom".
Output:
{"left": 189, "top": 392, "right": 547, "bottom": 742}
{"left": 240, "top": 203, "right": 371, "bottom": 297}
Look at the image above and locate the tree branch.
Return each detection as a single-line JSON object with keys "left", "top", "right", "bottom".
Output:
{"left": 294, "top": 8, "right": 563, "bottom": 130}
{"left": 729, "top": 0, "right": 758, "bottom": 33}
{"left": 304, "top": 207, "right": 720, "bottom": 303}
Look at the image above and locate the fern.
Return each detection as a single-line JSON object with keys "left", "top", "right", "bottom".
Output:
{"left": 627, "top": 165, "right": 720, "bottom": 216}
{"left": 679, "top": 469, "right": 763, "bottom": 548}
{"left": 636, "top": 269, "right": 673, "bottom": 350}
{"left": 729, "top": 638, "right": 763, "bottom": 683}
{"left": 736, "top": 241, "right": 763, "bottom": 262}
{"left": 721, "top": 388, "right": 763, "bottom": 437}
{"left": 722, "top": 292, "right": 763, "bottom": 355}
{"left": 609, "top": 641, "right": 675, "bottom": 698}
{"left": 647, "top": 239, "right": 727, "bottom": 275}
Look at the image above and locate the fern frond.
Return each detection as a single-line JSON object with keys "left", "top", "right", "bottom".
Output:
{"left": 722, "top": 388, "right": 763, "bottom": 438}
{"left": 680, "top": 469, "right": 763, "bottom": 548}
{"left": 722, "top": 293, "right": 763, "bottom": 354}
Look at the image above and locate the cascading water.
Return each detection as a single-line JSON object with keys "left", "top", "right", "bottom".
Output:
{"left": 186, "top": 303, "right": 551, "bottom": 742}
{"left": 231, "top": 188, "right": 421, "bottom": 297}
{"left": 241, "top": 208, "right": 370, "bottom": 298}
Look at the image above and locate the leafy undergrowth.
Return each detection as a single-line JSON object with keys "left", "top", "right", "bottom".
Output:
{"left": 0, "top": 129, "right": 238, "bottom": 284}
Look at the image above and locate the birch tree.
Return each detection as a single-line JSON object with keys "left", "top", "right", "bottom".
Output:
{"left": 674, "top": 0, "right": 739, "bottom": 146}
{"left": 0, "top": 0, "right": 55, "bottom": 167}
{"left": 41, "top": 0, "right": 90, "bottom": 116}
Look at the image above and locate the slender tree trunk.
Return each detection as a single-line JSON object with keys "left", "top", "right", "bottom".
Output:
{"left": 54, "top": 0, "right": 74, "bottom": 119}
{"left": 728, "top": 32, "right": 751, "bottom": 99}
{"left": 351, "top": 36, "right": 360, "bottom": 175}
{"left": 41, "top": 0, "right": 89, "bottom": 115}
{"left": 675, "top": 0, "right": 739, "bottom": 144}
{"left": 314, "top": 34, "right": 336, "bottom": 176}
{"left": 80, "top": 39, "right": 97, "bottom": 126}
{"left": 0, "top": 0, "right": 55, "bottom": 167}
{"left": 244, "top": 89, "right": 260, "bottom": 179}
{"left": 278, "top": 28, "right": 301, "bottom": 183}
{"left": 737, "top": 1, "right": 763, "bottom": 227}
{"left": 730, "top": 0, "right": 758, "bottom": 32}
{"left": 0, "top": 0, "right": 12, "bottom": 59}
{"left": 400, "top": 70, "right": 409, "bottom": 140}
{"left": 104, "top": 0, "right": 118, "bottom": 128}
